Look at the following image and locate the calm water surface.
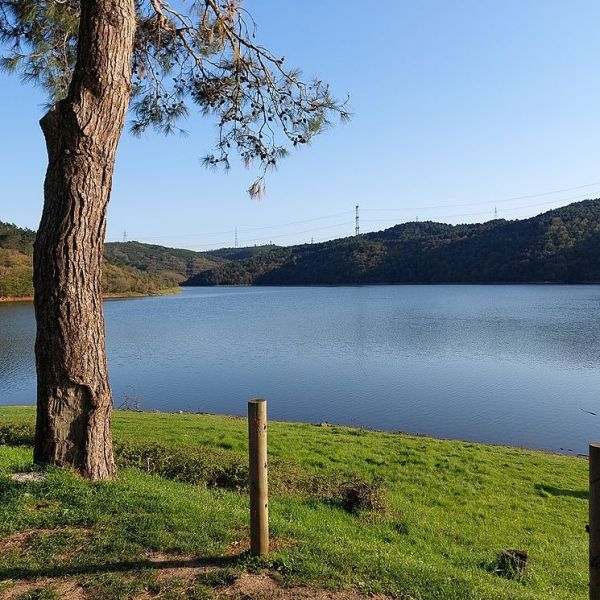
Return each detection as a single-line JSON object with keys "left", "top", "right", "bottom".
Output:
{"left": 1, "top": 285, "right": 600, "bottom": 454}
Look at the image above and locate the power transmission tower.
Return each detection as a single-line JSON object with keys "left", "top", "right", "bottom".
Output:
{"left": 494, "top": 206, "right": 498, "bottom": 219}
{"left": 234, "top": 227, "right": 238, "bottom": 248}
{"left": 355, "top": 204, "right": 360, "bottom": 236}
{"left": 122, "top": 231, "right": 127, "bottom": 242}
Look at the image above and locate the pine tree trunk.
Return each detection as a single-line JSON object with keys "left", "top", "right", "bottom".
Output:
{"left": 33, "top": 0, "right": 136, "bottom": 480}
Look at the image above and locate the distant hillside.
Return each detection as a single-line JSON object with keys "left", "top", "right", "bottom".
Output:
{"left": 203, "top": 244, "right": 279, "bottom": 261}
{"left": 7, "top": 198, "right": 600, "bottom": 297}
{"left": 104, "top": 241, "right": 222, "bottom": 284}
{"left": 0, "top": 221, "right": 35, "bottom": 254}
{"left": 0, "top": 223, "right": 179, "bottom": 299}
{"left": 186, "top": 199, "right": 600, "bottom": 285}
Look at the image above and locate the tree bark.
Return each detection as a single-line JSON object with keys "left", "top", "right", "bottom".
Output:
{"left": 33, "top": 0, "right": 136, "bottom": 480}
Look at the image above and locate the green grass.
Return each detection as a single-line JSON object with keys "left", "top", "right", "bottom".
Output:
{"left": 0, "top": 406, "right": 589, "bottom": 599}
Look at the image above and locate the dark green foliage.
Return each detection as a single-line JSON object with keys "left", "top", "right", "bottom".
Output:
{"left": 203, "top": 244, "right": 278, "bottom": 261}
{"left": 0, "top": 0, "right": 78, "bottom": 101}
{"left": 0, "top": 221, "right": 35, "bottom": 254}
{"left": 0, "top": 220, "right": 276, "bottom": 298}
{"left": 187, "top": 199, "right": 600, "bottom": 285}
{"left": 113, "top": 440, "right": 249, "bottom": 490}
{"left": 188, "top": 248, "right": 293, "bottom": 286}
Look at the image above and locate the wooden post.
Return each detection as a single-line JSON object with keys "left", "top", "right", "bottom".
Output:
{"left": 248, "top": 398, "right": 269, "bottom": 556}
{"left": 591, "top": 443, "right": 600, "bottom": 599}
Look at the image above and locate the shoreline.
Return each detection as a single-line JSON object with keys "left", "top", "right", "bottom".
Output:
{"left": 0, "top": 288, "right": 180, "bottom": 304}
{"left": 1, "top": 404, "right": 587, "bottom": 460}
{"left": 183, "top": 281, "right": 600, "bottom": 288}
{"left": 116, "top": 407, "right": 591, "bottom": 459}
{"left": 4, "top": 283, "right": 600, "bottom": 303}
{"left": 0, "top": 295, "right": 33, "bottom": 303}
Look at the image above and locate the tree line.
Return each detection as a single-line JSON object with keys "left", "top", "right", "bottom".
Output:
{"left": 186, "top": 199, "right": 600, "bottom": 285}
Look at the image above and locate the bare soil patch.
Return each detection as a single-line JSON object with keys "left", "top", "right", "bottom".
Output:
{"left": 0, "top": 527, "right": 92, "bottom": 556}
{"left": 218, "top": 573, "right": 395, "bottom": 599}
{"left": 0, "top": 530, "right": 395, "bottom": 600}
{"left": 1, "top": 578, "right": 87, "bottom": 600}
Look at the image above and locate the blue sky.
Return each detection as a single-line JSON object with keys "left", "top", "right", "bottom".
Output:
{"left": 2, "top": 0, "right": 600, "bottom": 250}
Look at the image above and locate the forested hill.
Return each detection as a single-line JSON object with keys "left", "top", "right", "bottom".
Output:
{"left": 0, "top": 223, "right": 179, "bottom": 298}
{"left": 102, "top": 242, "right": 279, "bottom": 278}
{"left": 186, "top": 199, "right": 600, "bottom": 285}
{"left": 5, "top": 199, "right": 600, "bottom": 297}
{"left": 0, "top": 221, "right": 266, "bottom": 298}
{"left": 103, "top": 241, "right": 222, "bottom": 283}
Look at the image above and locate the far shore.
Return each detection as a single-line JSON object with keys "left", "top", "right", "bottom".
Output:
{"left": 0, "top": 295, "right": 34, "bottom": 303}
{"left": 0, "top": 288, "right": 180, "bottom": 304}
{"left": 4, "top": 283, "right": 600, "bottom": 305}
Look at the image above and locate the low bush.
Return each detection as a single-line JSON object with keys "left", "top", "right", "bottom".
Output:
{"left": 0, "top": 423, "right": 387, "bottom": 513}
{"left": 0, "top": 423, "right": 35, "bottom": 446}
{"left": 338, "top": 476, "right": 387, "bottom": 514}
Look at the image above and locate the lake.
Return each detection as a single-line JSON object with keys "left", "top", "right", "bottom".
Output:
{"left": 1, "top": 285, "right": 599, "bottom": 454}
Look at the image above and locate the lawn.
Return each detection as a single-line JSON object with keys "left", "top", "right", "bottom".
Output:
{"left": 0, "top": 406, "right": 589, "bottom": 599}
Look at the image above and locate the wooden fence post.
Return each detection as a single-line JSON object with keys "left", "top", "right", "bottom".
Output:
{"left": 248, "top": 398, "right": 269, "bottom": 556}
{"left": 590, "top": 443, "right": 600, "bottom": 599}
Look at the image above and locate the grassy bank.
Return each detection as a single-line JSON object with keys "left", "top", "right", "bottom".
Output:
{"left": 0, "top": 406, "right": 588, "bottom": 599}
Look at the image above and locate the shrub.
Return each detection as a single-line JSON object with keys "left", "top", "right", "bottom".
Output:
{"left": 0, "top": 423, "right": 35, "bottom": 446}
{"left": 338, "top": 476, "right": 387, "bottom": 514}
{"left": 0, "top": 424, "right": 387, "bottom": 513}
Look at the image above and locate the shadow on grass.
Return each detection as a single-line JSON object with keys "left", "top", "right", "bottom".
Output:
{"left": 535, "top": 484, "right": 587, "bottom": 499}
{"left": 0, "top": 555, "right": 241, "bottom": 582}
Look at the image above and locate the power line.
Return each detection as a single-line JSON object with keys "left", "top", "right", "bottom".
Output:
{"left": 107, "top": 181, "right": 600, "bottom": 250}
{"left": 241, "top": 221, "right": 351, "bottom": 244}
{"left": 148, "top": 221, "right": 352, "bottom": 251}
{"left": 361, "top": 191, "right": 599, "bottom": 225}
{"left": 363, "top": 181, "right": 600, "bottom": 213}
{"left": 127, "top": 211, "right": 354, "bottom": 241}
{"left": 237, "top": 211, "right": 353, "bottom": 233}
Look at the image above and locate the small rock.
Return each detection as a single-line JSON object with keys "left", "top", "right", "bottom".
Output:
{"left": 11, "top": 472, "right": 46, "bottom": 483}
